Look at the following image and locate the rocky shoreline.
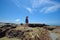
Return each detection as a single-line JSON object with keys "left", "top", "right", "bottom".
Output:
{"left": 0, "top": 22, "right": 60, "bottom": 40}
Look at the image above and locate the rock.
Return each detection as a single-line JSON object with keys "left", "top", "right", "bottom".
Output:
{"left": 6, "top": 30, "right": 17, "bottom": 38}
{"left": 0, "top": 28, "right": 9, "bottom": 38}
{"left": 6, "top": 27, "right": 52, "bottom": 40}
{"left": 28, "top": 24, "right": 48, "bottom": 27}
{"left": 0, "top": 24, "right": 17, "bottom": 38}
{"left": 56, "top": 37, "right": 60, "bottom": 40}
{"left": 44, "top": 26, "right": 56, "bottom": 31}
{"left": 52, "top": 29, "right": 60, "bottom": 34}
{"left": 6, "top": 29, "right": 24, "bottom": 39}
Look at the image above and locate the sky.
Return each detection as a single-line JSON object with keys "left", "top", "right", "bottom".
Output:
{"left": 0, "top": 0, "right": 60, "bottom": 26}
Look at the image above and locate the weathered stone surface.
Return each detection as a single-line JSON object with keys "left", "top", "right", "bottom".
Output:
{"left": 52, "top": 29, "right": 60, "bottom": 34}
{"left": 0, "top": 28, "right": 8, "bottom": 38}
{"left": 6, "top": 27, "right": 51, "bottom": 40}
{"left": 56, "top": 37, "right": 60, "bottom": 40}
{"left": 23, "top": 27, "right": 51, "bottom": 40}
{"left": 0, "top": 24, "right": 17, "bottom": 38}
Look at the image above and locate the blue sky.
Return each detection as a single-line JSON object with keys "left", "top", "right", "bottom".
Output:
{"left": 0, "top": 0, "right": 60, "bottom": 25}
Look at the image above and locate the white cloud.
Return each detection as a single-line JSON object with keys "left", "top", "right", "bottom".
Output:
{"left": 26, "top": 7, "right": 32, "bottom": 13}
{"left": 31, "top": 0, "right": 60, "bottom": 13}
{"left": 11, "top": 0, "right": 21, "bottom": 8}
{"left": 44, "top": 5, "right": 60, "bottom": 13}
{"left": 11, "top": 0, "right": 60, "bottom": 14}
{"left": 40, "top": 5, "right": 60, "bottom": 13}
{"left": 15, "top": 19, "right": 20, "bottom": 22}
{"left": 11, "top": 0, "right": 33, "bottom": 13}
{"left": 32, "top": 0, "right": 48, "bottom": 8}
{"left": 40, "top": 7, "right": 47, "bottom": 13}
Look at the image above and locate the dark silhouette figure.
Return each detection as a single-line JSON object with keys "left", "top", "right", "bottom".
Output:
{"left": 25, "top": 16, "right": 29, "bottom": 27}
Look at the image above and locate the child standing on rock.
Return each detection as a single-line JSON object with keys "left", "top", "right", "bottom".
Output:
{"left": 25, "top": 16, "right": 29, "bottom": 27}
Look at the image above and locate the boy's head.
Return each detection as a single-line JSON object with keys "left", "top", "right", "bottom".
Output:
{"left": 26, "top": 16, "right": 28, "bottom": 19}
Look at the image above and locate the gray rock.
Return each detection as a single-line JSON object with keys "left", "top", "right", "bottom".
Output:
{"left": 56, "top": 37, "right": 60, "bottom": 40}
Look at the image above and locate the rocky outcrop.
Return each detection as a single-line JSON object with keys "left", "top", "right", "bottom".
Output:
{"left": 56, "top": 37, "right": 60, "bottom": 40}
{"left": 44, "top": 26, "right": 56, "bottom": 31}
{"left": 28, "top": 24, "right": 48, "bottom": 27}
{"left": 6, "top": 27, "right": 51, "bottom": 40}
{"left": 52, "top": 29, "right": 60, "bottom": 34}
{"left": 0, "top": 24, "right": 17, "bottom": 38}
